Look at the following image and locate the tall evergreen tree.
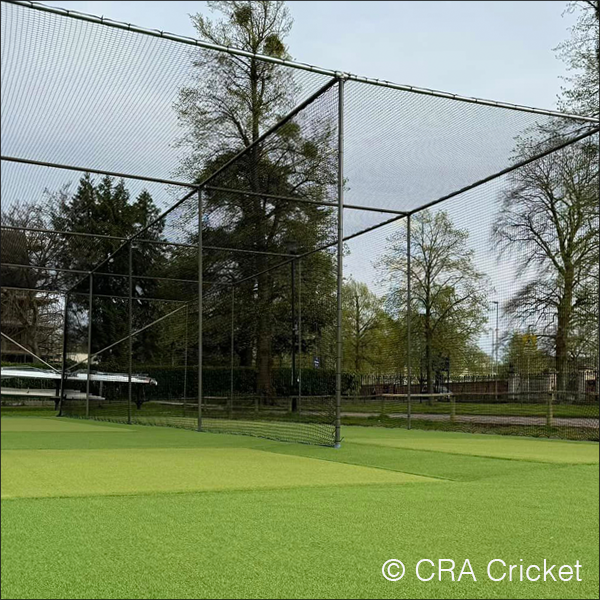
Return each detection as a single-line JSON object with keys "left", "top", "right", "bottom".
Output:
{"left": 175, "top": 1, "right": 337, "bottom": 397}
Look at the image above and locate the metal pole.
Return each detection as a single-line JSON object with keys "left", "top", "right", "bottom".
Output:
{"left": 0, "top": 332, "right": 58, "bottom": 371}
{"left": 335, "top": 77, "right": 345, "bottom": 448}
{"left": 128, "top": 242, "right": 133, "bottom": 424}
{"left": 7, "top": 2, "right": 600, "bottom": 123}
{"left": 85, "top": 273, "right": 93, "bottom": 418}
{"left": 493, "top": 301, "right": 499, "bottom": 402}
{"left": 291, "top": 259, "right": 297, "bottom": 409}
{"left": 57, "top": 294, "right": 70, "bottom": 416}
{"left": 406, "top": 215, "right": 412, "bottom": 430}
{"left": 230, "top": 288, "right": 235, "bottom": 418}
{"left": 298, "top": 258, "right": 303, "bottom": 414}
{"left": 183, "top": 303, "right": 189, "bottom": 417}
{"left": 198, "top": 189, "right": 203, "bottom": 432}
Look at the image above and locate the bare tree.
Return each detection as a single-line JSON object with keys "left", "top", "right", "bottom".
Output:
{"left": 492, "top": 137, "right": 599, "bottom": 390}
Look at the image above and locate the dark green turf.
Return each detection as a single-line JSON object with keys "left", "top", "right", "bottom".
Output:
{"left": 1, "top": 417, "right": 598, "bottom": 599}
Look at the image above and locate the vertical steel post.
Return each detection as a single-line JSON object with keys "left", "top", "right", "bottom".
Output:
{"left": 406, "top": 214, "right": 412, "bottom": 430}
{"left": 298, "top": 258, "right": 303, "bottom": 414}
{"left": 291, "top": 259, "right": 297, "bottom": 409}
{"left": 128, "top": 242, "right": 133, "bottom": 424}
{"left": 230, "top": 287, "right": 235, "bottom": 418}
{"left": 494, "top": 300, "right": 499, "bottom": 402}
{"left": 85, "top": 273, "right": 93, "bottom": 418}
{"left": 335, "top": 77, "right": 345, "bottom": 448}
{"left": 198, "top": 189, "right": 203, "bottom": 432}
{"left": 58, "top": 294, "right": 70, "bottom": 416}
{"left": 183, "top": 302, "right": 189, "bottom": 417}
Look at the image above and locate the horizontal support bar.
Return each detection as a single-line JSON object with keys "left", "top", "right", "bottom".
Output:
{"left": 6, "top": 0, "right": 598, "bottom": 123}
{"left": 0, "top": 225, "right": 296, "bottom": 257}
{"left": 0, "top": 284, "right": 192, "bottom": 304}
{"left": 0, "top": 285, "right": 64, "bottom": 295}
{"left": 1, "top": 262, "right": 216, "bottom": 286}
{"left": 205, "top": 186, "right": 406, "bottom": 215}
{"left": 1, "top": 155, "right": 195, "bottom": 188}
{"left": 410, "top": 126, "right": 600, "bottom": 216}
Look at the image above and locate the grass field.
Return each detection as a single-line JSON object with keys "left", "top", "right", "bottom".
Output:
{"left": 1, "top": 416, "right": 599, "bottom": 599}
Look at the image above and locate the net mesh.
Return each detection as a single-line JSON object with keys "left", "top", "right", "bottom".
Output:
{"left": 1, "top": 0, "right": 598, "bottom": 444}
{"left": 343, "top": 134, "right": 599, "bottom": 441}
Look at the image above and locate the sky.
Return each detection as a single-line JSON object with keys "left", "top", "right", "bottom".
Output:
{"left": 57, "top": 1, "right": 577, "bottom": 110}
{"left": 4, "top": 1, "right": 585, "bottom": 360}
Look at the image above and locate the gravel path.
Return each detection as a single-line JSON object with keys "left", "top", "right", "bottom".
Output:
{"left": 341, "top": 411, "right": 599, "bottom": 428}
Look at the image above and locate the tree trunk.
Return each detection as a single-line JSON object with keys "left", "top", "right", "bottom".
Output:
{"left": 555, "top": 268, "right": 574, "bottom": 395}
{"left": 425, "top": 306, "right": 434, "bottom": 405}
{"left": 249, "top": 58, "right": 274, "bottom": 401}
{"left": 256, "top": 272, "right": 273, "bottom": 400}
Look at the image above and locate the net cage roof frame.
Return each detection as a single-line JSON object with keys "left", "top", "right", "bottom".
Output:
{"left": 4, "top": 0, "right": 599, "bottom": 125}
{"left": 1, "top": 0, "right": 599, "bottom": 294}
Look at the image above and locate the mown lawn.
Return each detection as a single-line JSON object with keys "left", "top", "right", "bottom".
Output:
{"left": 1, "top": 416, "right": 598, "bottom": 599}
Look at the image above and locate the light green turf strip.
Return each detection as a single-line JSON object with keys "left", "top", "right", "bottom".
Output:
{"left": 343, "top": 426, "right": 600, "bottom": 464}
{"left": 1, "top": 447, "right": 440, "bottom": 499}
{"left": 0, "top": 417, "right": 134, "bottom": 433}
{"left": 1, "top": 465, "right": 597, "bottom": 599}
{"left": 0, "top": 420, "right": 553, "bottom": 483}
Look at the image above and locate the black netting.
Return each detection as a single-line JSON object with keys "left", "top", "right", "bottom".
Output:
{"left": 342, "top": 134, "right": 599, "bottom": 441}
{"left": 2, "top": 1, "right": 598, "bottom": 444}
{"left": 1, "top": 1, "right": 332, "bottom": 183}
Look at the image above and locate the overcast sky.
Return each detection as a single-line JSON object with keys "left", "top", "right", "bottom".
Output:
{"left": 8, "top": 1, "right": 583, "bottom": 358}
{"left": 57, "top": 1, "right": 576, "bottom": 110}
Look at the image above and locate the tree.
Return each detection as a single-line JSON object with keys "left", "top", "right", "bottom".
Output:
{"left": 341, "top": 278, "right": 387, "bottom": 373}
{"left": 556, "top": 1, "right": 599, "bottom": 117}
{"left": 502, "top": 331, "right": 553, "bottom": 377}
{"left": 49, "top": 174, "right": 165, "bottom": 364}
{"left": 1, "top": 201, "right": 64, "bottom": 360}
{"left": 378, "top": 211, "right": 490, "bottom": 396}
{"left": 492, "top": 3, "right": 599, "bottom": 392}
{"left": 175, "top": 1, "right": 337, "bottom": 398}
{"left": 492, "top": 137, "right": 598, "bottom": 390}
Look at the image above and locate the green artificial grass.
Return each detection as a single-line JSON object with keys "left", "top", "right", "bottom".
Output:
{"left": 1, "top": 447, "right": 435, "bottom": 499}
{"left": 1, "top": 417, "right": 598, "bottom": 599}
{"left": 345, "top": 427, "right": 600, "bottom": 464}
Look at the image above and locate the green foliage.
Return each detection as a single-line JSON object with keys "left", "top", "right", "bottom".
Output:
{"left": 556, "top": 1, "right": 599, "bottom": 117}
{"left": 101, "top": 365, "right": 360, "bottom": 399}
{"left": 341, "top": 278, "right": 392, "bottom": 374}
{"left": 46, "top": 174, "right": 165, "bottom": 363}
{"left": 377, "top": 210, "right": 491, "bottom": 386}
{"left": 175, "top": 1, "right": 337, "bottom": 396}
{"left": 502, "top": 332, "right": 553, "bottom": 376}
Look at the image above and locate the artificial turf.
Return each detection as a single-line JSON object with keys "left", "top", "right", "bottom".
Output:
{"left": 1, "top": 417, "right": 598, "bottom": 599}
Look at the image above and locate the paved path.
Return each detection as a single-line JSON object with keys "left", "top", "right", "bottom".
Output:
{"left": 340, "top": 411, "right": 599, "bottom": 428}
{"left": 151, "top": 402, "right": 598, "bottom": 429}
